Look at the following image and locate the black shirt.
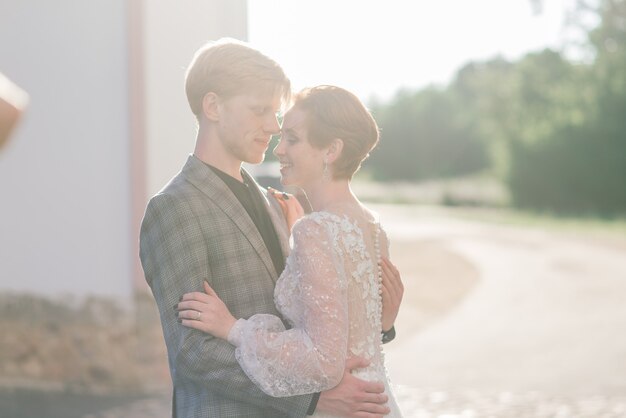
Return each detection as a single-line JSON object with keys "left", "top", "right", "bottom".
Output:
{"left": 207, "top": 165, "right": 285, "bottom": 276}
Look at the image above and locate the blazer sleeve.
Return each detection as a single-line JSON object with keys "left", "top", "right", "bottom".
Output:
{"left": 139, "top": 193, "right": 313, "bottom": 415}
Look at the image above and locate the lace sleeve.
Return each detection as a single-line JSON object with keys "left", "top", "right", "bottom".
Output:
{"left": 227, "top": 218, "right": 349, "bottom": 397}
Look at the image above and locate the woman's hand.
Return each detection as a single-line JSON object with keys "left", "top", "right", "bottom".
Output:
{"left": 268, "top": 187, "right": 305, "bottom": 231}
{"left": 380, "top": 257, "right": 404, "bottom": 332}
{"left": 176, "top": 281, "right": 236, "bottom": 340}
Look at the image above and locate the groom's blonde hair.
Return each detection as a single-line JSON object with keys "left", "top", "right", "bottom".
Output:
{"left": 185, "top": 38, "right": 291, "bottom": 120}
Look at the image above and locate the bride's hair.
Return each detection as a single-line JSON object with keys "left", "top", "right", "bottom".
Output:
{"left": 292, "top": 85, "right": 380, "bottom": 180}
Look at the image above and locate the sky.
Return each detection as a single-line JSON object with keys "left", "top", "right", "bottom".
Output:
{"left": 248, "top": 0, "right": 574, "bottom": 102}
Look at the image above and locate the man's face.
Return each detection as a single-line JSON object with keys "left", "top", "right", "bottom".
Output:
{"left": 216, "top": 91, "right": 282, "bottom": 165}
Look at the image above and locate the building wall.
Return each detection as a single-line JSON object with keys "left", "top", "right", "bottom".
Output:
{"left": 0, "top": 0, "right": 134, "bottom": 299}
{"left": 0, "top": 1, "right": 248, "bottom": 299}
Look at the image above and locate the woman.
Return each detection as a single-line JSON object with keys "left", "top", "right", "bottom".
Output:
{"left": 177, "top": 85, "right": 404, "bottom": 417}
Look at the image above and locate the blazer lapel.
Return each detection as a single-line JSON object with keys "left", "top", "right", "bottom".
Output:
{"left": 241, "top": 170, "right": 291, "bottom": 259}
{"left": 181, "top": 155, "right": 278, "bottom": 279}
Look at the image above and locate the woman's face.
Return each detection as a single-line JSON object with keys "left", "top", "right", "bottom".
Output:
{"left": 273, "top": 107, "right": 327, "bottom": 189}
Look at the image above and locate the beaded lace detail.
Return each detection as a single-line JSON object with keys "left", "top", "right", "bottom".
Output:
{"left": 227, "top": 209, "right": 402, "bottom": 416}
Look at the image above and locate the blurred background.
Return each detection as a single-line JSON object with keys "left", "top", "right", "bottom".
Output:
{"left": 1, "top": 0, "right": 625, "bottom": 417}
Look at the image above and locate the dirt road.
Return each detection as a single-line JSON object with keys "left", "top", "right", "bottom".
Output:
{"left": 375, "top": 204, "right": 626, "bottom": 417}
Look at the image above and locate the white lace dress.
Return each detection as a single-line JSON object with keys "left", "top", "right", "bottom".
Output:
{"left": 227, "top": 210, "right": 403, "bottom": 417}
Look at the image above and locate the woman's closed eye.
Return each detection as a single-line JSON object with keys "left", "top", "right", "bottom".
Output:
{"left": 280, "top": 131, "right": 300, "bottom": 144}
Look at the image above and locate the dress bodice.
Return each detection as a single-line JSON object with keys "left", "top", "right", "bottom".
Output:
{"left": 227, "top": 209, "right": 402, "bottom": 417}
{"left": 275, "top": 212, "right": 387, "bottom": 382}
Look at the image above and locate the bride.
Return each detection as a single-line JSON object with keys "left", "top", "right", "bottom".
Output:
{"left": 177, "top": 85, "right": 404, "bottom": 417}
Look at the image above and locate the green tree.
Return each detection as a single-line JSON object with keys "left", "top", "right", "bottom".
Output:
{"left": 450, "top": 57, "right": 518, "bottom": 174}
{"left": 508, "top": 0, "right": 626, "bottom": 214}
{"left": 368, "top": 87, "right": 488, "bottom": 181}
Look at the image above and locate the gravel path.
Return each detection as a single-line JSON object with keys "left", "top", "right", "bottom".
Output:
{"left": 77, "top": 386, "right": 626, "bottom": 418}
{"left": 376, "top": 205, "right": 626, "bottom": 417}
{"left": 391, "top": 386, "right": 626, "bottom": 418}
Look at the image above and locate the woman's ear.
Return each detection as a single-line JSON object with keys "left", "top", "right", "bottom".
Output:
{"left": 326, "top": 138, "right": 344, "bottom": 164}
{"left": 202, "top": 92, "right": 220, "bottom": 122}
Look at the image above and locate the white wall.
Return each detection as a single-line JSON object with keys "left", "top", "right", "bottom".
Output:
{"left": 0, "top": 0, "right": 133, "bottom": 299}
{"left": 0, "top": 1, "right": 248, "bottom": 299}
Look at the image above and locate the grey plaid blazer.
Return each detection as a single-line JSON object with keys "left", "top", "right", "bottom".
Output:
{"left": 140, "top": 155, "right": 314, "bottom": 417}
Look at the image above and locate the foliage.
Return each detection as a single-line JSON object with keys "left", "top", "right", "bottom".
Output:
{"left": 368, "top": 88, "right": 489, "bottom": 181}
{"left": 366, "top": 0, "right": 626, "bottom": 215}
{"left": 508, "top": 0, "right": 626, "bottom": 214}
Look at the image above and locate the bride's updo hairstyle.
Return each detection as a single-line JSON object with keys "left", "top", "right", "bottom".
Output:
{"left": 292, "top": 85, "right": 379, "bottom": 180}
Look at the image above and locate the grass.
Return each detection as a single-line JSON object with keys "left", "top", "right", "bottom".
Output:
{"left": 448, "top": 206, "right": 626, "bottom": 239}
{"left": 352, "top": 175, "right": 626, "bottom": 239}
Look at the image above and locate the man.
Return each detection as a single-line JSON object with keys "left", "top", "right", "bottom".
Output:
{"left": 140, "top": 39, "right": 399, "bottom": 417}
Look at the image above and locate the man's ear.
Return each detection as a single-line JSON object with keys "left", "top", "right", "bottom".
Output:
{"left": 326, "top": 138, "right": 344, "bottom": 164}
{"left": 202, "top": 92, "right": 220, "bottom": 122}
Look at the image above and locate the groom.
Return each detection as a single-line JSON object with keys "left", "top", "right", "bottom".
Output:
{"left": 140, "top": 39, "right": 396, "bottom": 417}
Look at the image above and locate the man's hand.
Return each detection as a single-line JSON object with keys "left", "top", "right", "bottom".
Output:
{"left": 380, "top": 257, "right": 403, "bottom": 333}
{"left": 317, "top": 357, "right": 390, "bottom": 418}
